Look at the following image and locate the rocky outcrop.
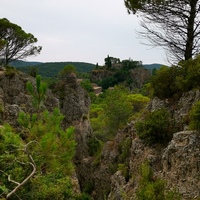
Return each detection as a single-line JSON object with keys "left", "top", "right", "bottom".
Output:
{"left": 0, "top": 70, "right": 60, "bottom": 126}
{"left": 54, "top": 72, "right": 92, "bottom": 160}
{"left": 162, "top": 131, "right": 200, "bottom": 199}
{"left": 0, "top": 69, "right": 93, "bottom": 196}
{"left": 92, "top": 91, "right": 200, "bottom": 200}
{"left": 90, "top": 69, "right": 113, "bottom": 82}
{"left": 129, "top": 68, "right": 151, "bottom": 89}
{"left": 90, "top": 67, "right": 151, "bottom": 90}
{"left": 148, "top": 90, "right": 200, "bottom": 130}
{"left": 2, "top": 67, "right": 200, "bottom": 199}
{"left": 106, "top": 130, "right": 200, "bottom": 200}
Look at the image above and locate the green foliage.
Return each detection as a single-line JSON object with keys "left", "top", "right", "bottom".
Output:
{"left": 118, "top": 137, "right": 132, "bottom": 162}
{"left": 150, "top": 66, "right": 179, "bottom": 99}
{"left": 83, "top": 181, "right": 95, "bottom": 194}
{"left": 90, "top": 87, "right": 150, "bottom": 142}
{"left": 99, "top": 60, "right": 145, "bottom": 90}
{"left": 136, "top": 162, "right": 181, "bottom": 200}
{"left": 0, "top": 18, "right": 41, "bottom": 65}
{"left": 0, "top": 76, "right": 77, "bottom": 199}
{"left": 75, "top": 193, "right": 92, "bottom": 200}
{"left": 118, "top": 163, "right": 130, "bottom": 182}
{"left": 135, "top": 108, "right": 175, "bottom": 145}
{"left": 59, "top": 64, "right": 77, "bottom": 77}
{"left": 127, "top": 93, "right": 150, "bottom": 112}
{"left": 122, "top": 60, "right": 142, "bottom": 70}
{"left": 80, "top": 79, "right": 97, "bottom": 102}
{"left": 81, "top": 79, "right": 94, "bottom": 93}
{"left": 176, "top": 55, "right": 200, "bottom": 92}
{"left": 28, "top": 66, "right": 38, "bottom": 77}
{"left": 87, "top": 135, "right": 102, "bottom": 156}
{"left": 90, "top": 106, "right": 107, "bottom": 141}
{"left": 4, "top": 66, "right": 17, "bottom": 78}
{"left": 18, "top": 108, "right": 76, "bottom": 173}
{"left": 29, "top": 175, "right": 73, "bottom": 199}
{"left": 0, "top": 125, "right": 31, "bottom": 198}
{"left": 100, "top": 76, "right": 118, "bottom": 90}
{"left": 189, "top": 100, "right": 200, "bottom": 131}
{"left": 102, "top": 86, "right": 133, "bottom": 135}
{"left": 26, "top": 75, "right": 47, "bottom": 111}
{"left": 150, "top": 55, "right": 200, "bottom": 99}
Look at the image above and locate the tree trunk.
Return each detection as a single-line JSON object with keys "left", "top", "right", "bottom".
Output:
{"left": 184, "top": 0, "right": 197, "bottom": 60}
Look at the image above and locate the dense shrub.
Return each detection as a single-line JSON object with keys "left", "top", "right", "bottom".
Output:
{"left": 150, "top": 66, "right": 180, "bottom": 99}
{"left": 80, "top": 79, "right": 94, "bottom": 93}
{"left": 150, "top": 55, "right": 200, "bottom": 99}
{"left": 127, "top": 93, "right": 150, "bottom": 112}
{"left": 102, "top": 86, "right": 133, "bottom": 135}
{"left": 135, "top": 108, "right": 175, "bottom": 145}
{"left": 176, "top": 55, "right": 200, "bottom": 92}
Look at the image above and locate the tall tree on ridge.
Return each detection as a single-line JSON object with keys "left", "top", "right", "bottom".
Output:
{"left": 124, "top": 0, "right": 200, "bottom": 63}
{"left": 0, "top": 18, "right": 42, "bottom": 66}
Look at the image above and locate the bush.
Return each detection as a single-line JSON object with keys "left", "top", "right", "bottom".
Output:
{"left": 102, "top": 86, "right": 133, "bottom": 135}
{"left": 135, "top": 108, "right": 175, "bottom": 145}
{"left": 189, "top": 100, "right": 200, "bottom": 131}
{"left": 127, "top": 93, "right": 150, "bottom": 113}
{"left": 150, "top": 55, "right": 200, "bottom": 99}
{"left": 136, "top": 162, "right": 165, "bottom": 200}
{"left": 150, "top": 66, "right": 180, "bottom": 99}
{"left": 177, "top": 55, "right": 200, "bottom": 91}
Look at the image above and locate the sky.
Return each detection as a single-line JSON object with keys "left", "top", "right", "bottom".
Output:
{"left": 0, "top": 0, "right": 168, "bottom": 65}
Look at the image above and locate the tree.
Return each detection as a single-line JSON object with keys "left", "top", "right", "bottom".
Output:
{"left": 58, "top": 64, "right": 77, "bottom": 80}
{"left": 0, "top": 18, "right": 42, "bottom": 66}
{"left": 103, "top": 86, "right": 133, "bottom": 135}
{"left": 104, "top": 55, "right": 112, "bottom": 68}
{"left": 26, "top": 75, "right": 47, "bottom": 112}
{"left": 135, "top": 108, "right": 175, "bottom": 145}
{"left": 0, "top": 76, "right": 76, "bottom": 199}
{"left": 124, "top": 0, "right": 200, "bottom": 63}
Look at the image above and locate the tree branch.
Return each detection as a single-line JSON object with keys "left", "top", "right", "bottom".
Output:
{"left": 3, "top": 141, "right": 37, "bottom": 199}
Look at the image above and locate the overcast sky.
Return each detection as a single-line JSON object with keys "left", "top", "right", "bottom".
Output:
{"left": 1, "top": 0, "right": 167, "bottom": 65}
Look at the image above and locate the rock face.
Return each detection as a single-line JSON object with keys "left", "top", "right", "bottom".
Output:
{"left": 162, "top": 131, "right": 200, "bottom": 199}
{"left": 129, "top": 68, "right": 151, "bottom": 89}
{"left": 0, "top": 69, "right": 92, "bottom": 195}
{"left": 0, "top": 70, "right": 59, "bottom": 126}
{"left": 54, "top": 72, "right": 92, "bottom": 159}
{"left": 92, "top": 91, "right": 200, "bottom": 200}
{"left": 90, "top": 69, "right": 113, "bottom": 82}
{"left": 90, "top": 67, "right": 151, "bottom": 89}
{"left": 2, "top": 68, "right": 200, "bottom": 199}
{"left": 106, "top": 130, "right": 200, "bottom": 200}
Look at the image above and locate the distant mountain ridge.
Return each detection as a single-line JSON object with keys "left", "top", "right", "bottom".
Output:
{"left": 10, "top": 60, "right": 96, "bottom": 78}
{"left": 10, "top": 60, "right": 43, "bottom": 67}
{"left": 143, "top": 63, "right": 163, "bottom": 70}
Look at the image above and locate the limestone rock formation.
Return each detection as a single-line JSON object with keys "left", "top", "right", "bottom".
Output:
{"left": 162, "top": 130, "right": 200, "bottom": 199}
{"left": 92, "top": 91, "right": 200, "bottom": 200}
{"left": 0, "top": 68, "right": 92, "bottom": 196}
{"left": 90, "top": 69, "right": 113, "bottom": 82}
{"left": 129, "top": 67, "right": 151, "bottom": 89}
{"left": 2, "top": 67, "right": 200, "bottom": 199}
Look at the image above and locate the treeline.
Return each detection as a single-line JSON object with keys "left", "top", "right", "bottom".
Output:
{"left": 11, "top": 61, "right": 96, "bottom": 78}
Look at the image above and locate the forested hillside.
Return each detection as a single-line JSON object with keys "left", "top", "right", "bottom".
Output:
{"left": 11, "top": 61, "right": 96, "bottom": 78}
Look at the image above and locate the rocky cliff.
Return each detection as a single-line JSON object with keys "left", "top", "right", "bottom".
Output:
{"left": 0, "top": 68, "right": 93, "bottom": 195}
{"left": 90, "top": 67, "right": 150, "bottom": 89}
{"left": 92, "top": 90, "right": 200, "bottom": 200}
{"left": 1, "top": 67, "right": 200, "bottom": 199}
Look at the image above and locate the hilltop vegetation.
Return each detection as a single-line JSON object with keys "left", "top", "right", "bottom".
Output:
{"left": 10, "top": 59, "right": 162, "bottom": 80}
{"left": 11, "top": 60, "right": 96, "bottom": 78}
